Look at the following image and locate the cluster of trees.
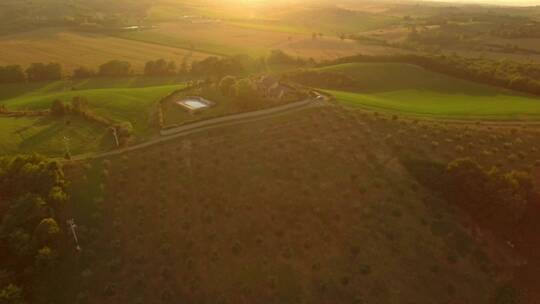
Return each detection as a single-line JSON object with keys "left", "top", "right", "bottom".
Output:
{"left": 329, "top": 54, "right": 540, "bottom": 96}
{"left": 144, "top": 59, "right": 177, "bottom": 77}
{"left": 0, "top": 155, "right": 69, "bottom": 303}
{"left": 0, "top": 49, "right": 306, "bottom": 85}
{"left": 217, "top": 76, "right": 259, "bottom": 109}
{"left": 0, "top": 63, "right": 62, "bottom": 84}
{"left": 73, "top": 60, "right": 132, "bottom": 79}
{"left": 266, "top": 49, "right": 309, "bottom": 66}
{"left": 445, "top": 158, "right": 536, "bottom": 226}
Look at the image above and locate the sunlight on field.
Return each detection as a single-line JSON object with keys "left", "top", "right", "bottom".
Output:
{"left": 119, "top": 21, "right": 401, "bottom": 59}
{"left": 0, "top": 28, "right": 210, "bottom": 73}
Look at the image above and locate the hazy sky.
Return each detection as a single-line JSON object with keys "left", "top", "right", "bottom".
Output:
{"left": 428, "top": 0, "right": 540, "bottom": 5}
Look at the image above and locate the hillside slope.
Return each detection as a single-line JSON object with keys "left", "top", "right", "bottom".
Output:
{"left": 54, "top": 106, "right": 512, "bottom": 304}
{"left": 313, "top": 63, "right": 540, "bottom": 119}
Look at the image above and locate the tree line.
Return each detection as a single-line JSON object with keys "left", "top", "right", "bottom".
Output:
{"left": 0, "top": 49, "right": 308, "bottom": 85}
{"left": 0, "top": 63, "right": 62, "bottom": 83}
{"left": 326, "top": 54, "right": 540, "bottom": 96}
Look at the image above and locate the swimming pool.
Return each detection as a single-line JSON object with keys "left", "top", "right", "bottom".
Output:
{"left": 176, "top": 97, "right": 211, "bottom": 111}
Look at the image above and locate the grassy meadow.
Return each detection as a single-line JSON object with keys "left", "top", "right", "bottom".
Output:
{"left": 317, "top": 63, "right": 540, "bottom": 119}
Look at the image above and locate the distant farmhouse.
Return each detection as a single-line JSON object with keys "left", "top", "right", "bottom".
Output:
{"left": 256, "top": 75, "right": 303, "bottom": 102}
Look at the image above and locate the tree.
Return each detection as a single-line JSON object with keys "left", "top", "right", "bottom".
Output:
{"left": 72, "top": 67, "right": 95, "bottom": 79}
{"left": 0, "top": 284, "right": 24, "bottom": 304}
{"left": 98, "top": 60, "right": 131, "bottom": 77}
{"left": 219, "top": 76, "right": 236, "bottom": 96}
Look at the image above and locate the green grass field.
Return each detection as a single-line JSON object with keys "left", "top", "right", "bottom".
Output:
{"left": 0, "top": 77, "right": 186, "bottom": 135}
{"left": 319, "top": 63, "right": 540, "bottom": 119}
{"left": 0, "top": 116, "right": 112, "bottom": 156}
{"left": 0, "top": 77, "right": 186, "bottom": 156}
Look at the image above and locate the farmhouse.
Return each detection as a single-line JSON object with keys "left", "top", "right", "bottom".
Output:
{"left": 257, "top": 75, "right": 302, "bottom": 102}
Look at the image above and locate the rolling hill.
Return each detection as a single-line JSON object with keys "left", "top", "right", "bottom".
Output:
{"left": 315, "top": 63, "right": 540, "bottom": 119}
